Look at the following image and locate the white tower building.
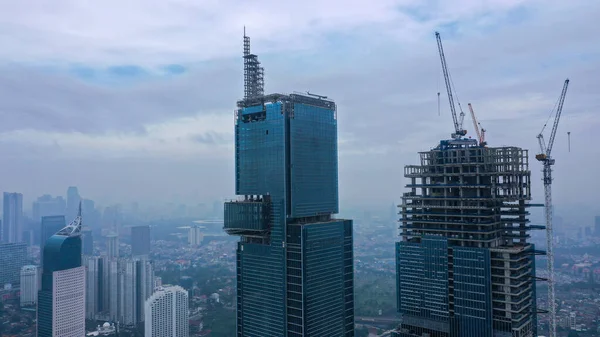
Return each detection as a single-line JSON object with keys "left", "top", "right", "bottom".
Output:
{"left": 144, "top": 285, "right": 188, "bottom": 337}
{"left": 188, "top": 226, "right": 203, "bottom": 246}
{"left": 20, "top": 265, "right": 38, "bottom": 307}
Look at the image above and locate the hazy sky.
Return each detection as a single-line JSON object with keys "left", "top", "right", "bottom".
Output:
{"left": 0, "top": 1, "right": 598, "bottom": 214}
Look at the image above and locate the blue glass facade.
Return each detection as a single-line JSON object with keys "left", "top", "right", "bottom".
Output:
{"left": 451, "top": 247, "right": 492, "bottom": 337}
{"left": 38, "top": 233, "right": 82, "bottom": 337}
{"left": 226, "top": 93, "right": 353, "bottom": 337}
{"left": 40, "top": 215, "right": 66, "bottom": 262}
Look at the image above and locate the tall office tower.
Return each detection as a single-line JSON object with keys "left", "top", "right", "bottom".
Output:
{"left": 137, "top": 258, "right": 156, "bottom": 323}
{"left": 40, "top": 215, "right": 66, "bottom": 263}
{"left": 66, "top": 186, "right": 80, "bottom": 221}
{"left": 104, "top": 258, "right": 120, "bottom": 321}
{"left": 144, "top": 285, "right": 189, "bottom": 337}
{"left": 82, "top": 227, "right": 94, "bottom": 255}
{"left": 82, "top": 198, "right": 102, "bottom": 228}
{"left": 20, "top": 265, "right": 39, "bottom": 306}
{"left": 395, "top": 143, "right": 540, "bottom": 337}
{"left": 595, "top": 216, "right": 600, "bottom": 237}
{"left": 3, "top": 192, "right": 23, "bottom": 243}
{"left": 83, "top": 256, "right": 104, "bottom": 319}
{"left": 37, "top": 204, "right": 85, "bottom": 337}
{"left": 188, "top": 225, "right": 203, "bottom": 246}
{"left": 120, "top": 259, "right": 138, "bottom": 326}
{"left": 98, "top": 256, "right": 154, "bottom": 325}
{"left": 117, "top": 258, "right": 155, "bottom": 326}
{"left": 131, "top": 225, "right": 151, "bottom": 257}
{"left": 223, "top": 32, "right": 354, "bottom": 337}
{"left": 32, "top": 195, "right": 66, "bottom": 222}
{"left": 0, "top": 242, "right": 27, "bottom": 287}
{"left": 106, "top": 233, "right": 119, "bottom": 258}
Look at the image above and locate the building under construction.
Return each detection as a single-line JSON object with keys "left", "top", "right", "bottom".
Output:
{"left": 395, "top": 139, "right": 542, "bottom": 337}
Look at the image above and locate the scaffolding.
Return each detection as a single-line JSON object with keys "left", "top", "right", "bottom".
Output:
{"left": 243, "top": 30, "right": 264, "bottom": 101}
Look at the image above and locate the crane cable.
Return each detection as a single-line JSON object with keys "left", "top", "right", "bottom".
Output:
{"left": 540, "top": 90, "right": 563, "bottom": 136}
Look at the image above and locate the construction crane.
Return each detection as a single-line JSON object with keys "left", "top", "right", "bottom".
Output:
{"left": 468, "top": 103, "right": 486, "bottom": 146}
{"left": 536, "top": 78, "right": 569, "bottom": 337}
{"left": 435, "top": 32, "right": 467, "bottom": 139}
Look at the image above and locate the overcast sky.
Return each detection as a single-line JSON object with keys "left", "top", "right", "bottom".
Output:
{"left": 0, "top": 1, "right": 598, "bottom": 217}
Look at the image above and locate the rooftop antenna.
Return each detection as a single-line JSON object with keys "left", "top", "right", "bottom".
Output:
{"left": 243, "top": 27, "right": 264, "bottom": 101}
{"left": 567, "top": 131, "right": 571, "bottom": 152}
{"left": 56, "top": 200, "right": 83, "bottom": 237}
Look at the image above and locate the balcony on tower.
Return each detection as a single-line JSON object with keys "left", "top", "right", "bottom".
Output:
{"left": 224, "top": 195, "right": 272, "bottom": 237}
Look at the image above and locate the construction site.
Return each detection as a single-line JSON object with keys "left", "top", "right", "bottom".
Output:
{"left": 395, "top": 32, "right": 569, "bottom": 337}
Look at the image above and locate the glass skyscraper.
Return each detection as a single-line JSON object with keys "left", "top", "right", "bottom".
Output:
{"left": 223, "top": 33, "right": 354, "bottom": 337}
{"left": 40, "top": 215, "right": 66, "bottom": 263}
{"left": 37, "top": 206, "right": 85, "bottom": 337}
{"left": 2, "top": 192, "right": 23, "bottom": 243}
{"left": 0, "top": 241, "right": 27, "bottom": 287}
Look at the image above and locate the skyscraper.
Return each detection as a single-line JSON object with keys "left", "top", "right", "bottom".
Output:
{"left": 66, "top": 186, "right": 80, "bottom": 221}
{"left": 90, "top": 256, "right": 154, "bottom": 325}
{"left": 3, "top": 192, "right": 23, "bottom": 243}
{"left": 83, "top": 256, "right": 104, "bottom": 319}
{"left": 40, "top": 215, "right": 66, "bottom": 263}
{"left": 131, "top": 225, "right": 151, "bottom": 257}
{"left": 188, "top": 225, "right": 203, "bottom": 246}
{"left": 144, "top": 285, "right": 189, "bottom": 337}
{"left": 82, "top": 227, "right": 94, "bottom": 255}
{"left": 0, "top": 242, "right": 27, "bottom": 287}
{"left": 223, "top": 32, "right": 354, "bottom": 336}
{"left": 20, "top": 265, "right": 39, "bottom": 307}
{"left": 595, "top": 216, "right": 600, "bottom": 237}
{"left": 106, "top": 233, "right": 119, "bottom": 259}
{"left": 32, "top": 195, "right": 66, "bottom": 222}
{"left": 395, "top": 142, "right": 540, "bottom": 337}
{"left": 37, "top": 205, "right": 85, "bottom": 337}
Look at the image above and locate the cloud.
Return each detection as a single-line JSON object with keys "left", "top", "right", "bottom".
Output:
{"left": 0, "top": 0, "right": 599, "bottom": 212}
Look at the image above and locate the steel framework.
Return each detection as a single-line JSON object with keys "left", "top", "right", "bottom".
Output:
{"left": 536, "top": 78, "right": 569, "bottom": 337}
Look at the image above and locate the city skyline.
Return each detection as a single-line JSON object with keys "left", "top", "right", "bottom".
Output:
{"left": 0, "top": 2, "right": 597, "bottom": 213}
{"left": 0, "top": 2, "right": 598, "bottom": 336}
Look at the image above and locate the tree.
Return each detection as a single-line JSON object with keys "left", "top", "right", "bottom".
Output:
{"left": 568, "top": 330, "right": 580, "bottom": 337}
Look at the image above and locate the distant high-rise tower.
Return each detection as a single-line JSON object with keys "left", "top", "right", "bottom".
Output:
{"left": 188, "top": 225, "right": 203, "bottom": 246}
{"left": 83, "top": 256, "right": 104, "bottom": 320}
{"left": 82, "top": 227, "right": 94, "bottom": 255}
{"left": 223, "top": 32, "right": 354, "bottom": 336}
{"left": 595, "top": 216, "right": 600, "bottom": 237}
{"left": 131, "top": 225, "right": 151, "bottom": 257}
{"left": 144, "top": 285, "right": 189, "bottom": 337}
{"left": 32, "top": 195, "right": 66, "bottom": 222}
{"left": 395, "top": 142, "right": 540, "bottom": 337}
{"left": 66, "top": 186, "right": 81, "bottom": 221}
{"left": 20, "top": 265, "right": 39, "bottom": 307}
{"left": 106, "top": 233, "right": 119, "bottom": 259}
{"left": 3, "top": 192, "right": 23, "bottom": 243}
{"left": 40, "top": 216, "right": 66, "bottom": 263}
{"left": 37, "top": 204, "right": 85, "bottom": 337}
{"left": 0, "top": 242, "right": 27, "bottom": 287}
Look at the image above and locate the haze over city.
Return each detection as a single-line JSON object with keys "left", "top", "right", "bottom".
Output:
{"left": 0, "top": 1, "right": 597, "bottom": 219}
{"left": 2, "top": 1, "right": 600, "bottom": 337}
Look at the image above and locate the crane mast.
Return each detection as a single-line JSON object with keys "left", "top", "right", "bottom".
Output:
{"left": 536, "top": 78, "right": 569, "bottom": 337}
{"left": 435, "top": 32, "right": 466, "bottom": 139}
{"left": 468, "top": 103, "right": 486, "bottom": 146}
